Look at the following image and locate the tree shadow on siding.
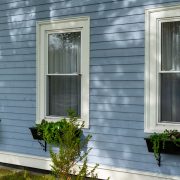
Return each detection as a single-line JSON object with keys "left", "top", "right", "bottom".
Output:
{"left": 81, "top": 0, "right": 180, "bottom": 177}
{"left": 0, "top": 0, "right": 179, "bottom": 178}
{"left": 0, "top": 0, "right": 51, "bottom": 157}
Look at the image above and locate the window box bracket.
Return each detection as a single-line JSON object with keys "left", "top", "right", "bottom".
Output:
{"left": 29, "top": 127, "right": 47, "bottom": 152}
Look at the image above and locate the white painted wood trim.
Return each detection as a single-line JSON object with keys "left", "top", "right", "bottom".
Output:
{"left": 0, "top": 151, "right": 51, "bottom": 170}
{"left": 36, "top": 16, "right": 90, "bottom": 128}
{"left": 144, "top": 5, "right": 180, "bottom": 133}
{"left": 0, "top": 151, "right": 179, "bottom": 180}
{"left": 145, "top": 4, "right": 180, "bottom": 13}
{"left": 144, "top": 8, "right": 151, "bottom": 133}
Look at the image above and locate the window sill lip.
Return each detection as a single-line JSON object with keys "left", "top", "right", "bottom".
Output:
{"left": 47, "top": 73, "right": 82, "bottom": 76}
{"left": 44, "top": 115, "right": 81, "bottom": 121}
{"left": 159, "top": 71, "right": 180, "bottom": 73}
{"left": 157, "top": 121, "right": 180, "bottom": 125}
{"left": 39, "top": 116, "right": 89, "bottom": 129}
{"left": 145, "top": 124, "right": 180, "bottom": 133}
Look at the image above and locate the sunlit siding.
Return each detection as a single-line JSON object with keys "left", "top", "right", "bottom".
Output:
{"left": 0, "top": 0, "right": 180, "bottom": 176}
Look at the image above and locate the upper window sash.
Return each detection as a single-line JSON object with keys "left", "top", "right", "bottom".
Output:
{"left": 158, "top": 19, "right": 180, "bottom": 73}
{"left": 46, "top": 30, "right": 81, "bottom": 74}
{"left": 46, "top": 31, "right": 81, "bottom": 76}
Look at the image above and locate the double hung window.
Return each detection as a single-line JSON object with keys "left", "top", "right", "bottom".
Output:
{"left": 145, "top": 5, "right": 180, "bottom": 132}
{"left": 48, "top": 32, "right": 81, "bottom": 117}
{"left": 36, "top": 17, "right": 90, "bottom": 128}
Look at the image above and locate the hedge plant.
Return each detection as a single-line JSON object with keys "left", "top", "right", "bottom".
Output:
{"left": 36, "top": 110, "right": 99, "bottom": 180}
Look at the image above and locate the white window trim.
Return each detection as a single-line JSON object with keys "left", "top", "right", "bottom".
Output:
{"left": 145, "top": 5, "right": 180, "bottom": 133}
{"left": 36, "top": 16, "right": 90, "bottom": 128}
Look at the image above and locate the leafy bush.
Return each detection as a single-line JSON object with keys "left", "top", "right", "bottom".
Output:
{"left": 37, "top": 110, "right": 99, "bottom": 180}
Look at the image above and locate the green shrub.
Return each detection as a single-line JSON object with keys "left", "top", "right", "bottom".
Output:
{"left": 37, "top": 110, "right": 99, "bottom": 180}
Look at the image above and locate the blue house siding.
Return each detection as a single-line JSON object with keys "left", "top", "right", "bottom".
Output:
{"left": 0, "top": 0, "right": 180, "bottom": 178}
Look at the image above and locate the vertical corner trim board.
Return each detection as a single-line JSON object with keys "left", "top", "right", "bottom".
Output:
{"left": 0, "top": 151, "right": 179, "bottom": 180}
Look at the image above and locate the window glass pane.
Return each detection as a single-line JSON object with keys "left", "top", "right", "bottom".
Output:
{"left": 48, "top": 32, "right": 81, "bottom": 74}
{"left": 161, "top": 74, "right": 180, "bottom": 122}
{"left": 161, "top": 21, "right": 180, "bottom": 71}
{"left": 48, "top": 76, "right": 81, "bottom": 116}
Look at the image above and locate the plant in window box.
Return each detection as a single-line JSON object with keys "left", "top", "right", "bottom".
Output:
{"left": 145, "top": 129, "right": 180, "bottom": 165}
{"left": 36, "top": 118, "right": 81, "bottom": 146}
{"left": 36, "top": 110, "right": 100, "bottom": 180}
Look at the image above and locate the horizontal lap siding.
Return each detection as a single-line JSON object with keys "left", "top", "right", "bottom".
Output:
{"left": 0, "top": 0, "right": 180, "bottom": 177}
